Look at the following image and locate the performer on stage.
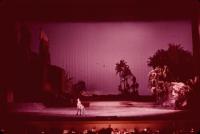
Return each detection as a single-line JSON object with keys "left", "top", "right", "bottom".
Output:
{"left": 76, "top": 98, "right": 85, "bottom": 116}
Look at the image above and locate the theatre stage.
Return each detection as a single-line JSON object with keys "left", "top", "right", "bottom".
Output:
{"left": 12, "top": 101, "right": 183, "bottom": 120}
{"left": 2, "top": 101, "right": 198, "bottom": 132}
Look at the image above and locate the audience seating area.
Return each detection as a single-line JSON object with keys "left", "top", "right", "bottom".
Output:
{"left": 0, "top": 126, "right": 199, "bottom": 134}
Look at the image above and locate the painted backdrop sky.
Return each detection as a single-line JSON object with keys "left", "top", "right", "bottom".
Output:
{"left": 27, "top": 21, "right": 192, "bottom": 95}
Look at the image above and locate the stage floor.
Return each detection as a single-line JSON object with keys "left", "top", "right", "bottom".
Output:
{"left": 12, "top": 101, "right": 182, "bottom": 119}
{"left": 1, "top": 101, "right": 199, "bottom": 133}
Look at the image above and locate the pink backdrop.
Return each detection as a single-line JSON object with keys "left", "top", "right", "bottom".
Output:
{"left": 27, "top": 21, "right": 192, "bottom": 95}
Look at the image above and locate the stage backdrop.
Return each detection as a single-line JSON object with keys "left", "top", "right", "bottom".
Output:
{"left": 25, "top": 21, "right": 192, "bottom": 95}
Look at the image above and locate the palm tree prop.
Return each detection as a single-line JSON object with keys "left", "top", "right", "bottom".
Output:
{"left": 115, "top": 60, "right": 139, "bottom": 96}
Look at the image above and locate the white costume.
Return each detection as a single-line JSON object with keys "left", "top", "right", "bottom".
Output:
{"left": 76, "top": 98, "right": 85, "bottom": 116}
